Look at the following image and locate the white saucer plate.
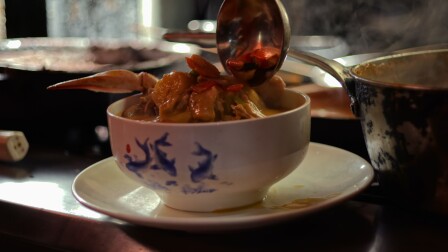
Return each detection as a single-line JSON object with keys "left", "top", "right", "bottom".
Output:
{"left": 72, "top": 142, "right": 374, "bottom": 232}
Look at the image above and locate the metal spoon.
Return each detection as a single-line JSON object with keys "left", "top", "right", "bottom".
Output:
{"left": 216, "top": 0, "right": 291, "bottom": 86}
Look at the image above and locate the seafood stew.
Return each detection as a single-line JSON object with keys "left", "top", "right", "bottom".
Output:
{"left": 48, "top": 54, "right": 290, "bottom": 123}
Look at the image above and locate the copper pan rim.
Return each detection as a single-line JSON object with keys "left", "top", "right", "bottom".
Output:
{"left": 349, "top": 48, "right": 448, "bottom": 91}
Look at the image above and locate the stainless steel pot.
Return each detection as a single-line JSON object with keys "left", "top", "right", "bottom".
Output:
{"left": 289, "top": 47, "right": 448, "bottom": 214}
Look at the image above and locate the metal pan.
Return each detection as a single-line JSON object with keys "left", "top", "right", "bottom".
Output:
{"left": 288, "top": 44, "right": 448, "bottom": 214}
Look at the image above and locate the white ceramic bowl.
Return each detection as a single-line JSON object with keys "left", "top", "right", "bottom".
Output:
{"left": 107, "top": 89, "right": 310, "bottom": 212}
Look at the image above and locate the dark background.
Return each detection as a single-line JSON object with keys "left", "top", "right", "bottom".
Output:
{"left": 4, "top": 0, "right": 47, "bottom": 38}
{"left": 4, "top": 0, "right": 448, "bottom": 53}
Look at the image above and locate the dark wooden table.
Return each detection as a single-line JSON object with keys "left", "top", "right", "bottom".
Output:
{"left": 1, "top": 144, "right": 448, "bottom": 251}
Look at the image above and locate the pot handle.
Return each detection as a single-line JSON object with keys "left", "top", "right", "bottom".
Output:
{"left": 287, "top": 49, "right": 360, "bottom": 117}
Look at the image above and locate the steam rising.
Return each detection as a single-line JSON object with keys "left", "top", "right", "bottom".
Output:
{"left": 283, "top": 0, "right": 448, "bottom": 54}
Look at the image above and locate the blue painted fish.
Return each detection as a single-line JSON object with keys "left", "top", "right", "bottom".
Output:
{"left": 124, "top": 138, "right": 151, "bottom": 178}
{"left": 150, "top": 133, "right": 177, "bottom": 177}
{"left": 189, "top": 142, "right": 218, "bottom": 183}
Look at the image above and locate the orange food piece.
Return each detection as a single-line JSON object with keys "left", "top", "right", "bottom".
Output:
{"left": 185, "top": 54, "right": 221, "bottom": 78}
{"left": 191, "top": 80, "right": 217, "bottom": 93}
{"left": 151, "top": 71, "right": 196, "bottom": 120}
{"left": 189, "top": 86, "right": 220, "bottom": 122}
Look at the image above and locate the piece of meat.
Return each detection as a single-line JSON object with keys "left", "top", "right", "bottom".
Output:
{"left": 189, "top": 86, "right": 220, "bottom": 122}
{"left": 151, "top": 71, "right": 195, "bottom": 121}
{"left": 254, "top": 74, "right": 286, "bottom": 107}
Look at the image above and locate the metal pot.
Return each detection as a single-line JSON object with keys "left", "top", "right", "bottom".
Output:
{"left": 289, "top": 47, "right": 448, "bottom": 214}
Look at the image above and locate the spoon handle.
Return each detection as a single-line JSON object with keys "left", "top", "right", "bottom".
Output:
{"left": 287, "top": 49, "right": 348, "bottom": 86}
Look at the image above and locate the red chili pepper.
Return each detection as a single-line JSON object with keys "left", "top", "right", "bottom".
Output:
{"left": 191, "top": 80, "right": 217, "bottom": 93}
{"left": 226, "top": 83, "right": 244, "bottom": 92}
{"left": 251, "top": 47, "right": 280, "bottom": 69}
{"left": 226, "top": 59, "right": 245, "bottom": 71}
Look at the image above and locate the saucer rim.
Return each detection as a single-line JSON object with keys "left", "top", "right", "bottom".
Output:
{"left": 72, "top": 142, "right": 374, "bottom": 232}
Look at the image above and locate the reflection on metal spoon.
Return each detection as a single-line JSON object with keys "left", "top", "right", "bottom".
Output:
{"left": 216, "top": 0, "right": 290, "bottom": 86}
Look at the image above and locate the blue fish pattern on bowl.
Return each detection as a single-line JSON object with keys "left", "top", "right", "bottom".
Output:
{"left": 123, "top": 133, "right": 223, "bottom": 194}
{"left": 149, "top": 133, "right": 177, "bottom": 177}
{"left": 189, "top": 142, "right": 218, "bottom": 183}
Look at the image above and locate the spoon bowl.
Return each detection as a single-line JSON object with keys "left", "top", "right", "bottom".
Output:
{"left": 216, "top": 0, "right": 291, "bottom": 86}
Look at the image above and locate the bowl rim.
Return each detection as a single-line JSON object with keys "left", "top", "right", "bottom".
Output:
{"left": 107, "top": 89, "right": 310, "bottom": 127}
